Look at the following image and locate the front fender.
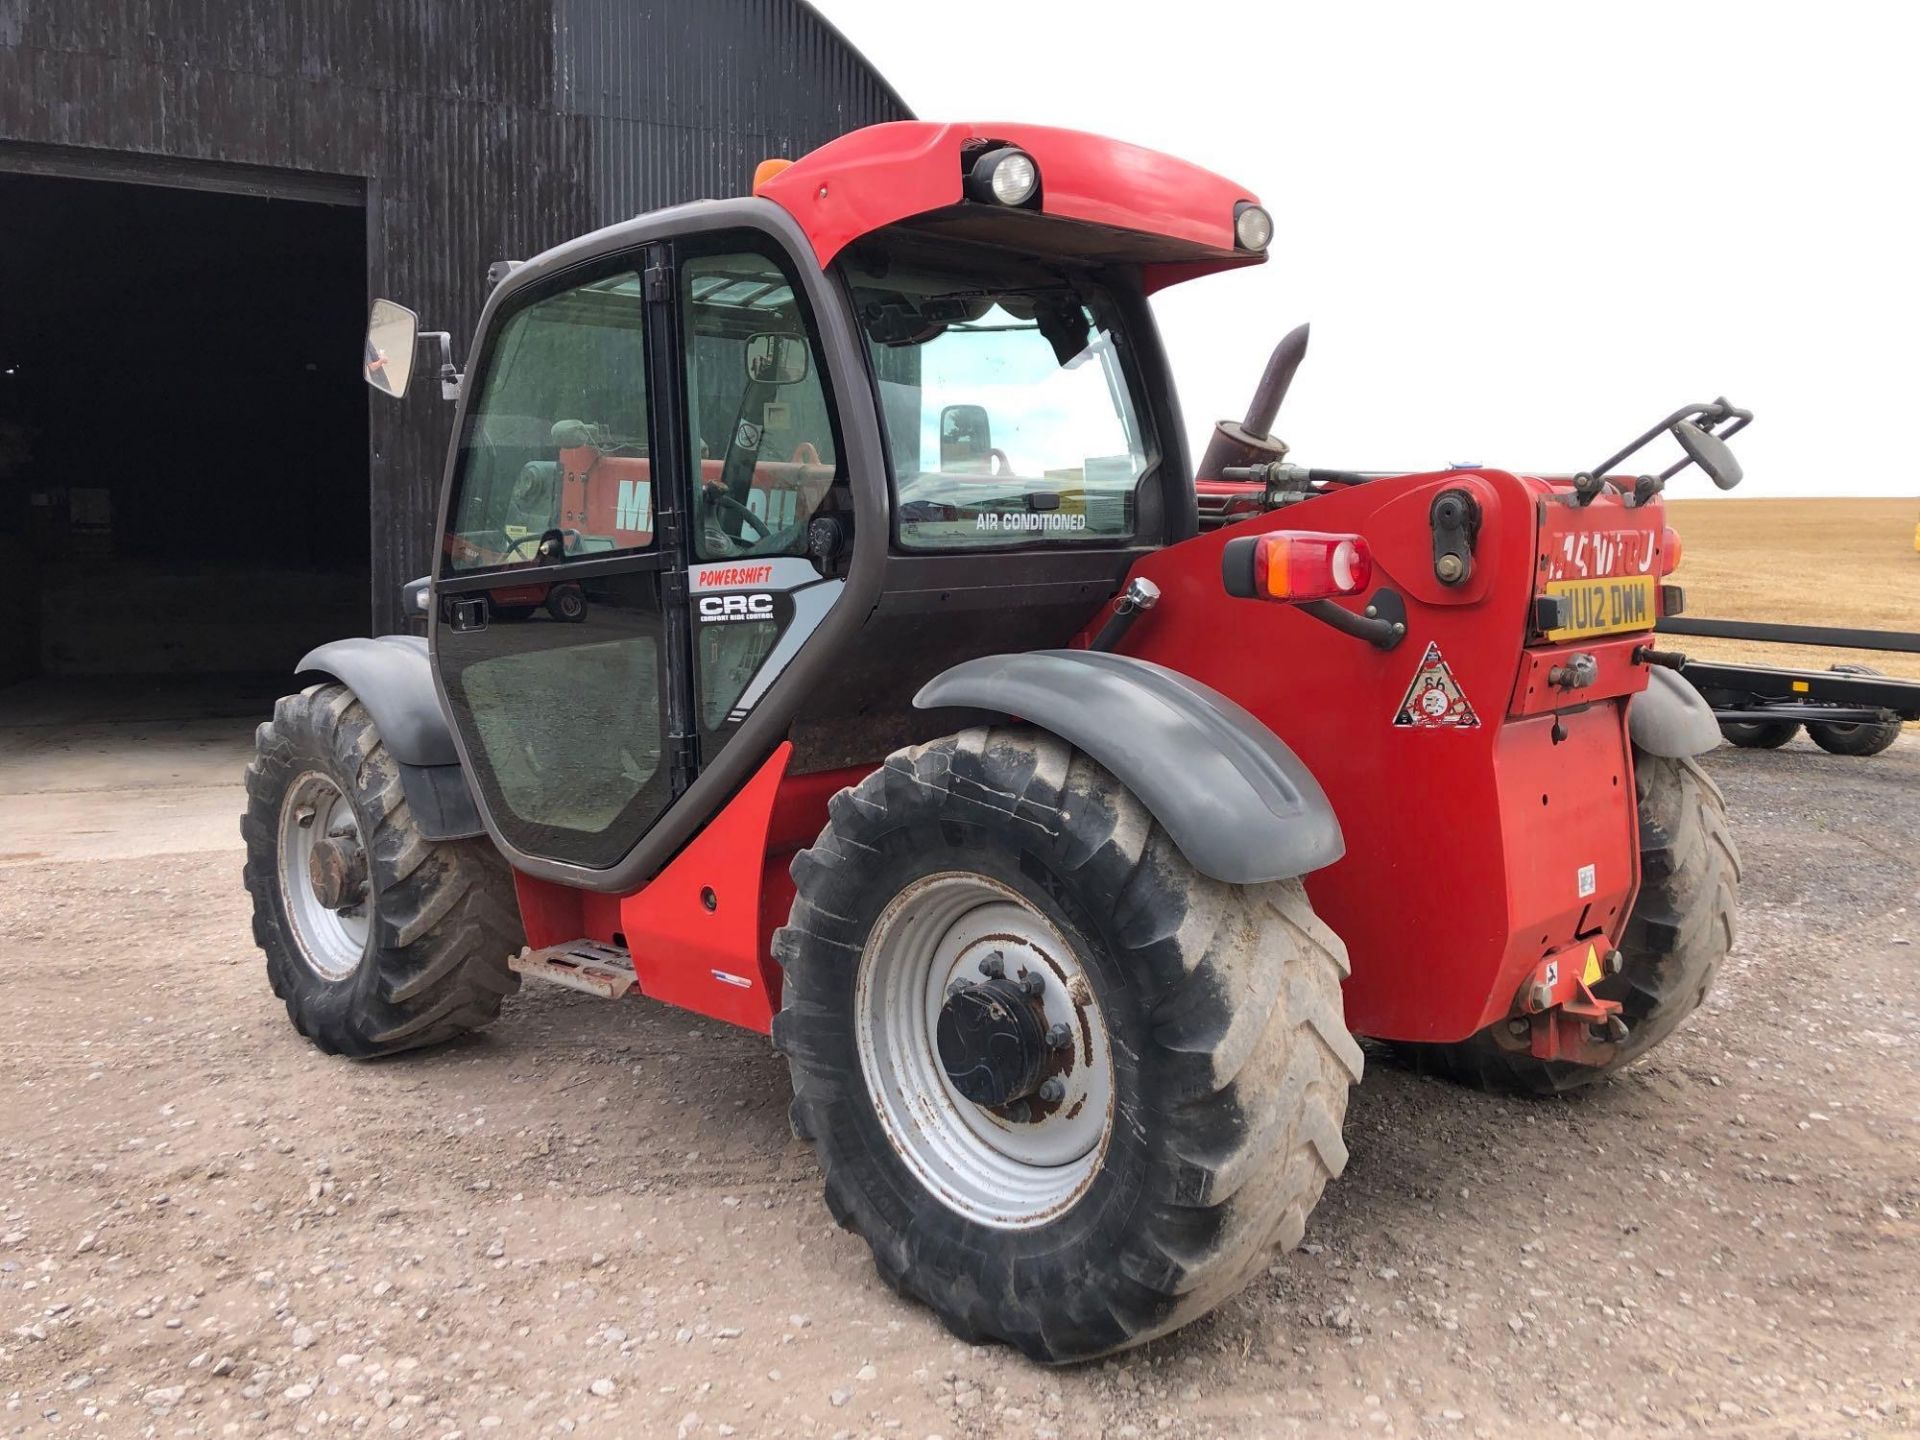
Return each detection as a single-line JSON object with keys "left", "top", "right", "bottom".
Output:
{"left": 296, "top": 636, "right": 482, "bottom": 841}
{"left": 297, "top": 635, "right": 455, "bottom": 765}
{"left": 1630, "top": 666, "right": 1722, "bottom": 757}
{"left": 914, "top": 649, "right": 1343, "bottom": 886}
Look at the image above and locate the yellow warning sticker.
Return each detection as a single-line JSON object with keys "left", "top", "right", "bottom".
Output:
{"left": 1581, "top": 945, "right": 1604, "bottom": 987}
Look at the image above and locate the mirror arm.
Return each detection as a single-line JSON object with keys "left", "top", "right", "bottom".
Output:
{"left": 418, "top": 331, "right": 463, "bottom": 402}
{"left": 1583, "top": 399, "right": 1753, "bottom": 485}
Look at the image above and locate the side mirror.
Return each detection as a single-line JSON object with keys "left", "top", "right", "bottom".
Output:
{"left": 940, "top": 403, "right": 992, "bottom": 472}
{"left": 1671, "top": 420, "right": 1743, "bottom": 490}
{"left": 744, "top": 332, "right": 809, "bottom": 386}
{"left": 364, "top": 299, "right": 419, "bottom": 398}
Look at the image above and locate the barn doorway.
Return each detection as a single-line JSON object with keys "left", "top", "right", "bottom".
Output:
{"left": 0, "top": 169, "right": 368, "bottom": 692}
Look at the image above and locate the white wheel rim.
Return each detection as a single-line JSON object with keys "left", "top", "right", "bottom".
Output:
{"left": 854, "top": 871, "right": 1113, "bottom": 1229}
{"left": 276, "top": 772, "right": 371, "bottom": 982}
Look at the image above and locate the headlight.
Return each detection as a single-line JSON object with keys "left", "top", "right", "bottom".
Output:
{"left": 1234, "top": 201, "right": 1273, "bottom": 252}
{"left": 966, "top": 147, "right": 1040, "bottom": 208}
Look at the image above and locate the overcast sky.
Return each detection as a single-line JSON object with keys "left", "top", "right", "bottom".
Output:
{"left": 813, "top": 0, "right": 1917, "bottom": 498}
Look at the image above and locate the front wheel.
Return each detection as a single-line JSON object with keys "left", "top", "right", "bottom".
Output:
{"left": 773, "top": 726, "right": 1362, "bottom": 1363}
{"left": 242, "top": 683, "right": 524, "bottom": 1058}
{"left": 1396, "top": 749, "right": 1740, "bottom": 1095}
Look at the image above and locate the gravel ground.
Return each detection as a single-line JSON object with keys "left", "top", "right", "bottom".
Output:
{"left": 1, "top": 731, "right": 1915, "bottom": 1438}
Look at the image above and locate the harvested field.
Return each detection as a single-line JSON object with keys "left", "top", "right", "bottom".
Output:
{"left": 1665, "top": 497, "right": 1920, "bottom": 682}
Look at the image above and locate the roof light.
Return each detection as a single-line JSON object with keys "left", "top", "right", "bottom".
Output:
{"left": 1221, "top": 531, "right": 1373, "bottom": 604}
{"left": 752, "top": 158, "right": 793, "bottom": 195}
{"left": 965, "top": 146, "right": 1039, "bottom": 208}
{"left": 1234, "top": 201, "right": 1273, "bottom": 252}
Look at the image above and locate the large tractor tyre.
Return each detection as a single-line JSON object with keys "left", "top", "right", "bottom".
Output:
{"left": 1719, "top": 718, "right": 1798, "bottom": 749}
{"left": 773, "top": 726, "right": 1363, "bottom": 1363}
{"left": 242, "top": 683, "right": 523, "bottom": 1059}
{"left": 1397, "top": 751, "right": 1740, "bottom": 1097}
{"left": 1805, "top": 666, "right": 1903, "bottom": 757}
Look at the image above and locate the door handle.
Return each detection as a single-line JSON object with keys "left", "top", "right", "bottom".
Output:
{"left": 447, "top": 597, "right": 489, "bottom": 632}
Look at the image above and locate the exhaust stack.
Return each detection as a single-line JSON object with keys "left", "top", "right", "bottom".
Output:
{"left": 1196, "top": 322, "right": 1309, "bottom": 480}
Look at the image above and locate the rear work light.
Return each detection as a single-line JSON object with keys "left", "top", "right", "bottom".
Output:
{"left": 965, "top": 146, "right": 1040, "bottom": 207}
{"left": 1234, "top": 200, "right": 1274, "bottom": 252}
{"left": 1222, "top": 531, "right": 1373, "bottom": 604}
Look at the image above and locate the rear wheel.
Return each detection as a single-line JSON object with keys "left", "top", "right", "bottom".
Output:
{"left": 774, "top": 726, "right": 1362, "bottom": 1363}
{"left": 1396, "top": 750, "right": 1740, "bottom": 1095}
{"left": 1720, "top": 718, "right": 1798, "bottom": 749}
{"left": 242, "top": 683, "right": 523, "bottom": 1058}
{"left": 1805, "top": 666, "right": 1903, "bottom": 757}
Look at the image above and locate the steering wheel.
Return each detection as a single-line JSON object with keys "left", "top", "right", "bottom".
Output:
{"left": 502, "top": 528, "right": 582, "bottom": 562}
{"left": 790, "top": 441, "right": 822, "bottom": 466}
{"left": 703, "top": 486, "right": 772, "bottom": 541}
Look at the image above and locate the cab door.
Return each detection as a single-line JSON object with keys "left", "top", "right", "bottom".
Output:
{"left": 431, "top": 253, "right": 694, "bottom": 871}
{"left": 430, "top": 232, "right": 852, "bottom": 875}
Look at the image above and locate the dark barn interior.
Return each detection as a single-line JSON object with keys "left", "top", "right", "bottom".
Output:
{"left": 0, "top": 173, "right": 367, "bottom": 687}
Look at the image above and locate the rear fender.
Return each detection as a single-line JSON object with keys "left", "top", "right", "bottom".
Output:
{"left": 914, "top": 649, "right": 1343, "bottom": 886}
{"left": 1629, "top": 666, "right": 1721, "bottom": 757}
{"left": 296, "top": 636, "right": 482, "bottom": 840}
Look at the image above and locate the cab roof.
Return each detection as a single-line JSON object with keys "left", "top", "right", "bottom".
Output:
{"left": 754, "top": 121, "right": 1265, "bottom": 291}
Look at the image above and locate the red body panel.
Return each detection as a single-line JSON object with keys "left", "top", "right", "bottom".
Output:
{"left": 1109, "top": 472, "right": 1663, "bottom": 1044}
{"left": 511, "top": 748, "right": 872, "bottom": 1033}
{"left": 756, "top": 120, "right": 1261, "bottom": 288}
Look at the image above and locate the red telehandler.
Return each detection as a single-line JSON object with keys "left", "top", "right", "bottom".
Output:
{"left": 248, "top": 121, "right": 1745, "bottom": 1362}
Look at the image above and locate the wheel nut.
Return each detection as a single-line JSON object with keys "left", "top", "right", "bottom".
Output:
{"left": 1046, "top": 1022, "right": 1073, "bottom": 1050}
{"left": 1037, "top": 1077, "right": 1066, "bottom": 1103}
{"left": 1604, "top": 1015, "right": 1630, "bottom": 1043}
{"left": 978, "top": 952, "right": 1005, "bottom": 979}
{"left": 1507, "top": 1018, "right": 1530, "bottom": 1039}
{"left": 1605, "top": 949, "right": 1625, "bottom": 976}
{"left": 1528, "top": 981, "right": 1553, "bottom": 1012}
{"left": 1018, "top": 971, "right": 1045, "bottom": 998}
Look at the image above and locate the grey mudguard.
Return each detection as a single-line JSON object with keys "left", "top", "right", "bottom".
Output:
{"left": 914, "top": 649, "right": 1344, "bottom": 886}
{"left": 1630, "top": 665, "right": 1722, "bottom": 757}
{"left": 297, "top": 635, "right": 458, "bottom": 767}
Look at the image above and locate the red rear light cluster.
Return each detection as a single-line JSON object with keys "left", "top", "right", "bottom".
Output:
{"left": 1661, "top": 525, "right": 1683, "bottom": 576}
{"left": 1222, "top": 531, "right": 1374, "bottom": 605}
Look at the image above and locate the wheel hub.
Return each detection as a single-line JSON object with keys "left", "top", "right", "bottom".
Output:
{"left": 307, "top": 834, "right": 368, "bottom": 911}
{"left": 854, "top": 872, "right": 1114, "bottom": 1229}
{"left": 936, "top": 976, "right": 1051, "bottom": 1107}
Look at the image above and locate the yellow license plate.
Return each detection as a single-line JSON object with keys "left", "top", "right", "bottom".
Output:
{"left": 1543, "top": 574, "right": 1656, "bottom": 641}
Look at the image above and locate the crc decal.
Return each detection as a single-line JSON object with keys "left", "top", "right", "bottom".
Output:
{"left": 1577, "top": 863, "right": 1596, "bottom": 898}
{"left": 697, "top": 592, "right": 775, "bottom": 624}
{"left": 1393, "top": 641, "right": 1480, "bottom": 730}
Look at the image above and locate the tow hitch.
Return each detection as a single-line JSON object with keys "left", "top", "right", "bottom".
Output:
{"left": 1510, "top": 944, "right": 1627, "bottom": 1064}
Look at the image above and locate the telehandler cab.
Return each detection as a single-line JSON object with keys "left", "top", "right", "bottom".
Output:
{"left": 248, "top": 121, "right": 1745, "bottom": 1362}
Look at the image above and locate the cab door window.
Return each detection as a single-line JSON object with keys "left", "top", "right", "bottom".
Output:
{"left": 446, "top": 270, "right": 655, "bottom": 572}
{"left": 681, "top": 249, "right": 842, "bottom": 561}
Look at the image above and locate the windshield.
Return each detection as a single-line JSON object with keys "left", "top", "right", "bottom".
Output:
{"left": 846, "top": 255, "right": 1153, "bottom": 550}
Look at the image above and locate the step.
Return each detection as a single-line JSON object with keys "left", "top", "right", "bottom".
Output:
{"left": 509, "top": 939, "right": 636, "bottom": 999}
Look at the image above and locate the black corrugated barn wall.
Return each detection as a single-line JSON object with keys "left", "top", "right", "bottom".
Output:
{"left": 0, "top": 0, "right": 908, "bottom": 631}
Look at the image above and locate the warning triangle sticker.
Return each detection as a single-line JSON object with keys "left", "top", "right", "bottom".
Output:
{"left": 1393, "top": 641, "right": 1480, "bottom": 729}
